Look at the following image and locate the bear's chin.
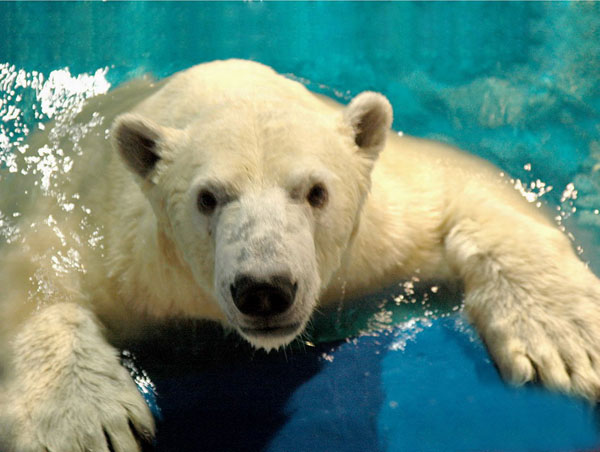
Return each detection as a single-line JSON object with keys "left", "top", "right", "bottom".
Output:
{"left": 237, "top": 322, "right": 304, "bottom": 351}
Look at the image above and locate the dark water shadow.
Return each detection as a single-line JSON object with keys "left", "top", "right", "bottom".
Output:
{"left": 125, "top": 281, "right": 464, "bottom": 452}
{"left": 127, "top": 321, "right": 338, "bottom": 452}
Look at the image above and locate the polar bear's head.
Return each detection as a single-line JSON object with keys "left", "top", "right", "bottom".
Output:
{"left": 112, "top": 91, "right": 392, "bottom": 350}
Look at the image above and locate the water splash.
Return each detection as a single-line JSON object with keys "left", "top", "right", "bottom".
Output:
{"left": 121, "top": 350, "right": 162, "bottom": 420}
{"left": 0, "top": 64, "right": 110, "bottom": 172}
{"left": 0, "top": 65, "right": 111, "bottom": 310}
{"left": 389, "top": 317, "right": 432, "bottom": 352}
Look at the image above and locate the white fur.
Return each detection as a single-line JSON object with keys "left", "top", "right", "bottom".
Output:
{"left": 1, "top": 304, "right": 154, "bottom": 452}
{"left": 213, "top": 188, "right": 320, "bottom": 349}
{"left": 1, "top": 59, "right": 600, "bottom": 451}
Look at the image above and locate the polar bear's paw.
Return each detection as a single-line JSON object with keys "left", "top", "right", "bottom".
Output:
{"left": 480, "top": 304, "right": 600, "bottom": 401}
{"left": 0, "top": 303, "right": 155, "bottom": 452}
{"left": 1, "top": 359, "right": 155, "bottom": 452}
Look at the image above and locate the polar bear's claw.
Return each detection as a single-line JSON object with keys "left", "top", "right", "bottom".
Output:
{"left": 482, "top": 308, "right": 600, "bottom": 400}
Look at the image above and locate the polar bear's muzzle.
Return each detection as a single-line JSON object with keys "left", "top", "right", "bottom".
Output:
{"left": 212, "top": 189, "right": 320, "bottom": 349}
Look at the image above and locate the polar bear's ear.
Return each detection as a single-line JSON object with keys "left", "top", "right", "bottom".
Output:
{"left": 344, "top": 92, "right": 393, "bottom": 160}
{"left": 112, "top": 113, "right": 168, "bottom": 180}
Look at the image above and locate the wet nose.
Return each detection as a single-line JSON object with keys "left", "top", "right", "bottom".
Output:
{"left": 230, "top": 274, "right": 297, "bottom": 317}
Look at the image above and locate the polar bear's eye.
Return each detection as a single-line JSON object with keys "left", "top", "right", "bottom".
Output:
{"left": 307, "top": 183, "right": 328, "bottom": 208}
{"left": 197, "top": 190, "right": 218, "bottom": 214}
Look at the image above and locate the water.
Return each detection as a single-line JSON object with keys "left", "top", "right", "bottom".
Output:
{"left": 2, "top": 2, "right": 600, "bottom": 451}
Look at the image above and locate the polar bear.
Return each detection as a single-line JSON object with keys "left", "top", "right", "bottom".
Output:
{"left": 1, "top": 59, "right": 600, "bottom": 451}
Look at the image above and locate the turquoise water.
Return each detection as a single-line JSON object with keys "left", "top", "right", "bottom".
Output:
{"left": 2, "top": 2, "right": 600, "bottom": 451}
{"left": 3, "top": 2, "right": 600, "bottom": 264}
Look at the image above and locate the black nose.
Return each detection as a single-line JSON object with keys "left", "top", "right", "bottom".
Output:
{"left": 230, "top": 274, "right": 297, "bottom": 317}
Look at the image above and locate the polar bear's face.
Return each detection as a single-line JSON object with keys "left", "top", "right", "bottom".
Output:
{"left": 113, "top": 92, "right": 392, "bottom": 350}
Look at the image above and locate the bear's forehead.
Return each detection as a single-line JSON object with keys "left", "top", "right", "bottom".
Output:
{"left": 164, "top": 97, "right": 355, "bottom": 191}
{"left": 186, "top": 96, "right": 337, "bottom": 131}
{"left": 183, "top": 101, "right": 345, "bottom": 161}
{"left": 182, "top": 136, "right": 335, "bottom": 183}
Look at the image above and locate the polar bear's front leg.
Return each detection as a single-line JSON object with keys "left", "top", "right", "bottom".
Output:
{"left": 0, "top": 302, "right": 155, "bottom": 452}
{"left": 445, "top": 213, "right": 600, "bottom": 400}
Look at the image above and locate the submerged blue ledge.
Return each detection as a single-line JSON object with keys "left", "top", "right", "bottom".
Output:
{"left": 138, "top": 316, "right": 600, "bottom": 452}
